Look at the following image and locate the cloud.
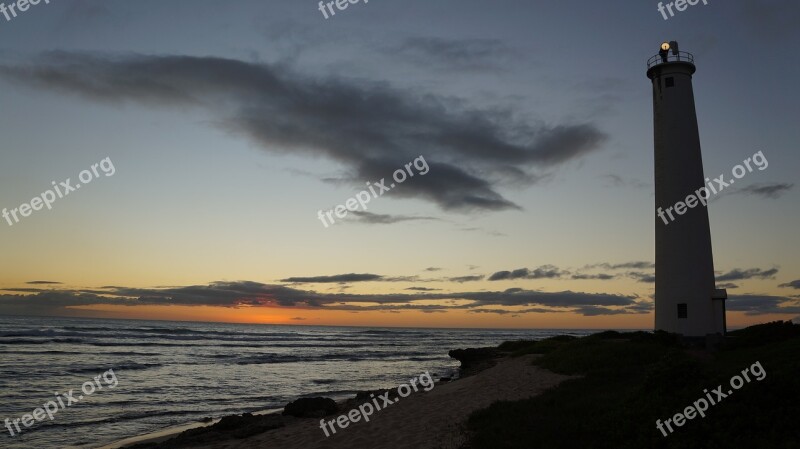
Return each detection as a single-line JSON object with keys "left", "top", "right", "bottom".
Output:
{"left": 627, "top": 272, "right": 656, "bottom": 283}
{"left": 488, "top": 269, "right": 529, "bottom": 281}
{"left": 1, "top": 288, "right": 55, "bottom": 293}
{"left": 26, "top": 281, "right": 63, "bottom": 285}
{"left": 488, "top": 265, "right": 565, "bottom": 281}
{"left": 279, "top": 273, "right": 383, "bottom": 283}
{"left": 0, "top": 52, "right": 606, "bottom": 213}
{"left": 574, "top": 306, "right": 631, "bottom": 316}
{"left": 459, "top": 226, "right": 507, "bottom": 237}
{"left": 716, "top": 267, "right": 779, "bottom": 282}
{"left": 726, "top": 294, "right": 800, "bottom": 315}
{"left": 575, "top": 262, "right": 653, "bottom": 282}
{"left": 571, "top": 273, "right": 615, "bottom": 280}
{"left": 392, "top": 37, "right": 516, "bottom": 71}
{"left": 602, "top": 174, "right": 649, "bottom": 189}
{"left": 734, "top": 182, "right": 794, "bottom": 199}
{"left": 586, "top": 261, "right": 654, "bottom": 270}
{"left": 0, "top": 281, "right": 644, "bottom": 317}
{"left": 348, "top": 211, "right": 440, "bottom": 225}
{"left": 448, "top": 275, "right": 485, "bottom": 283}
{"left": 0, "top": 291, "right": 140, "bottom": 316}
{"left": 405, "top": 287, "right": 441, "bottom": 292}
{"left": 467, "top": 307, "right": 560, "bottom": 315}
{"left": 716, "top": 283, "right": 739, "bottom": 289}
{"left": 779, "top": 280, "right": 800, "bottom": 289}
{"left": 445, "top": 288, "right": 636, "bottom": 310}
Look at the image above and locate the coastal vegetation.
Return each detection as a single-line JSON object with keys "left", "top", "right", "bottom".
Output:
{"left": 467, "top": 321, "right": 800, "bottom": 449}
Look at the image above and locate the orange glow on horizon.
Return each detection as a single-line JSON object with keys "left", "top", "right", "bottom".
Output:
{"left": 60, "top": 304, "right": 794, "bottom": 330}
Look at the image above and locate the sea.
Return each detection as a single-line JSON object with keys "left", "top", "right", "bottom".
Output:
{"left": 0, "top": 316, "right": 596, "bottom": 448}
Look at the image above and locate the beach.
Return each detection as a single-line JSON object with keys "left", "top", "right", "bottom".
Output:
{"left": 117, "top": 353, "right": 573, "bottom": 449}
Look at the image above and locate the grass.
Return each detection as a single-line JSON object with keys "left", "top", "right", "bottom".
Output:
{"left": 467, "top": 322, "right": 800, "bottom": 449}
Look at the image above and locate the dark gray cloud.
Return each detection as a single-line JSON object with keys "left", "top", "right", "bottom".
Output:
{"left": 0, "top": 291, "right": 140, "bottom": 316}
{"left": 0, "top": 281, "right": 643, "bottom": 317}
{"left": 424, "top": 267, "right": 442, "bottom": 272}
{"left": 442, "top": 289, "right": 635, "bottom": 309}
{"left": 26, "top": 281, "right": 63, "bottom": 285}
{"left": 448, "top": 275, "right": 485, "bottom": 283}
{"left": 571, "top": 273, "right": 615, "bottom": 280}
{"left": 586, "top": 261, "right": 654, "bottom": 270}
{"left": 615, "top": 267, "right": 778, "bottom": 284}
{"left": 779, "top": 280, "right": 800, "bottom": 289}
{"left": 392, "top": 37, "right": 516, "bottom": 71}
{"left": 488, "top": 265, "right": 566, "bottom": 281}
{"left": 405, "top": 287, "right": 441, "bottom": 292}
{"left": 734, "top": 182, "right": 794, "bottom": 199}
{"left": 349, "top": 211, "right": 440, "bottom": 225}
{"left": 602, "top": 174, "right": 649, "bottom": 189}
{"left": 279, "top": 273, "right": 383, "bottom": 283}
{"left": 488, "top": 268, "right": 529, "bottom": 281}
{"left": 579, "top": 263, "right": 653, "bottom": 284}
{"left": 627, "top": 272, "right": 656, "bottom": 283}
{"left": 716, "top": 267, "right": 779, "bottom": 281}
{"left": 726, "top": 294, "right": 800, "bottom": 315}
{"left": 716, "top": 283, "right": 739, "bottom": 289}
{"left": 467, "top": 307, "right": 558, "bottom": 315}
{"left": 627, "top": 301, "right": 655, "bottom": 313}
{"left": 382, "top": 276, "right": 423, "bottom": 282}
{"left": 574, "top": 306, "right": 630, "bottom": 316}
{"left": 1, "top": 288, "right": 54, "bottom": 293}
{"left": 459, "top": 226, "right": 507, "bottom": 237}
{"left": 0, "top": 52, "right": 605, "bottom": 212}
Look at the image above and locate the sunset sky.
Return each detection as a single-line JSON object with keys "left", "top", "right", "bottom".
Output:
{"left": 0, "top": 0, "right": 798, "bottom": 328}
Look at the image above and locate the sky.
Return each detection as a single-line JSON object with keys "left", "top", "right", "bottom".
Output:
{"left": 0, "top": 0, "right": 798, "bottom": 329}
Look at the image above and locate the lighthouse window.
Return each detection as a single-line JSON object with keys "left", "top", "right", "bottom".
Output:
{"left": 665, "top": 77, "right": 675, "bottom": 87}
{"left": 677, "top": 303, "right": 688, "bottom": 319}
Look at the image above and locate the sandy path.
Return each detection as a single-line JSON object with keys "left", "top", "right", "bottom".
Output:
{"left": 193, "top": 355, "right": 573, "bottom": 449}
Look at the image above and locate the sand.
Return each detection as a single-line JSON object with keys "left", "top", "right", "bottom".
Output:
{"left": 186, "top": 355, "right": 573, "bottom": 449}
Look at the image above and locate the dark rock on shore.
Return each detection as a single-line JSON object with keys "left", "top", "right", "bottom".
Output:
{"left": 449, "top": 347, "right": 502, "bottom": 377}
{"left": 354, "top": 388, "right": 393, "bottom": 403}
{"left": 282, "top": 397, "right": 338, "bottom": 417}
{"left": 129, "top": 413, "right": 286, "bottom": 449}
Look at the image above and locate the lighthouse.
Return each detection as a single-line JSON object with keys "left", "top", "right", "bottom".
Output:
{"left": 647, "top": 41, "right": 726, "bottom": 337}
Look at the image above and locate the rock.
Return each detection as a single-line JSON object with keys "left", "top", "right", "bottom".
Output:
{"left": 215, "top": 413, "right": 255, "bottom": 431}
{"left": 282, "top": 397, "right": 338, "bottom": 418}
{"left": 449, "top": 347, "right": 500, "bottom": 367}
{"left": 129, "top": 413, "right": 285, "bottom": 448}
{"left": 448, "top": 347, "right": 501, "bottom": 376}
{"left": 354, "top": 388, "right": 392, "bottom": 403}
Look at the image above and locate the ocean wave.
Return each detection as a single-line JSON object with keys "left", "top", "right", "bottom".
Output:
{"left": 70, "top": 361, "right": 161, "bottom": 374}
{"left": 0, "top": 338, "right": 84, "bottom": 345}
{"left": 231, "top": 350, "right": 437, "bottom": 365}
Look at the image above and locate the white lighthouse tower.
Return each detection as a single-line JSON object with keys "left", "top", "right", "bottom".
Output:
{"left": 647, "top": 41, "right": 726, "bottom": 337}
